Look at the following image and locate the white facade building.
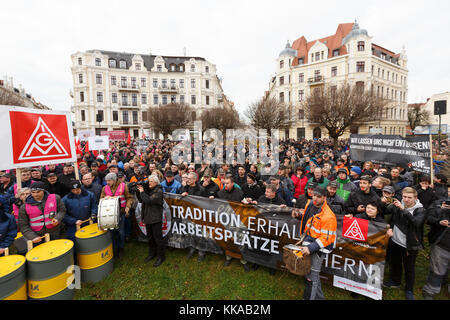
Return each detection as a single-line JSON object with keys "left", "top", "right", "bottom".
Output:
{"left": 268, "top": 22, "right": 409, "bottom": 140}
{"left": 70, "top": 50, "right": 225, "bottom": 138}
{"left": 423, "top": 92, "right": 450, "bottom": 134}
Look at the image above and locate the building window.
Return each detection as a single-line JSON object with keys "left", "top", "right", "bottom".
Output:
{"left": 122, "top": 94, "right": 128, "bottom": 106}
{"left": 78, "top": 57, "right": 82, "bottom": 65}
{"left": 298, "top": 109, "right": 304, "bottom": 119}
{"left": 78, "top": 74, "right": 83, "bottom": 84}
{"left": 153, "top": 95, "right": 158, "bottom": 105}
{"left": 135, "top": 63, "right": 141, "bottom": 71}
{"left": 332, "top": 49, "right": 340, "bottom": 57}
{"left": 81, "top": 110, "right": 85, "bottom": 121}
{"left": 179, "top": 64, "right": 184, "bottom": 72}
{"left": 119, "top": 60, "right": 126, "bottom": 69}
{"left": 180, "top": 95, "right": 185, "bottom": 104}
{"left": 191, "top": 64, "right": 195, "bottom": 72}
{"left": 109, "top": 59, "right": 116, "bottom": 68}
{"left": 122, "top": 111, "right": 129, "bottom": 124}
{"left": 157, "top": 64, "right": 162, "bottom": 72}
{"left": 205, "top": 66, "right": 209, "bottom": 73}
{"left": 131, "top": 77, "right": 137, "bottom": 88}
{"left": 162, "top": 79, "right": 167, "bottom": 88}
{"left": 321, "top": 51, "right": 324, "bottom": 60}
{"left": 314, "top": 70, "right": 321, "bottom": 80}
{"left": 356, "top": 61, "right": 365, "bottom": 72}
{"left": 132, "top": 111, "right": 138, "bottom": 124}
{"left": 298, "top": 57, "right": 304, "bottom": 65}
{"left": 191, "top": 79, "right": 196, "bottom": 88}
{"left": 153, "top": 79, "right": 158, "bottom": 88}
{"left": 121, "top": 77, "right": 127, "bottom": 87}
{"left": 141, "top": 78, "right": 146, "bottom": 87}
{"left": 162, "top": 95, "right": 167, "bottom": 105}
{"left": 331, "top": 66, "right": 337, "bottom": 77}
{"left": 142, "top": 111, "right": 147, "bottom": 122}
{"left": 191, "top": 95, "right": 196, "bottom": 105}
{"left": 356, "top": 81, "right": 365, "bottom": 93}
{"left": 171, "top": 95, "right": 176, "bottom": 103}
{"left": 205, "top": 79, "right": 209, "bottom": 89}
{"left": 80, "top": 91, "right": 84, "bottom": 102}
{"left": 132, "top": 93, "right": 138, "bottom": 106}
{"left": 279, "top": 92, "right": 284, "bottom": 103}
{"left": 315, "top": 52, "right": 320, "bottom": 61}
{"left": 170, "top": 79, "right": 176, "bottom": 89}
{"left": 170, "top": 65, "right": 175, "bottom": 71}
{"left": 280, "top": 60, "right": 284, "bottom": 69}
{"left": 299, "top": 73, "right": 304, "bottom": 83}
{"left": 179, "top": 79, "right": 184, "bottom": 88}
{"left": 279, "top": 76, "right": 284, "bottom": 86}
{"left": 111, "top": 76, "right": 117, "bottom": 86}
{"left": 206, "top": 95, "right": 210, "bottom": 105}
{"left": 97, "top": 110, "right": 104, "bottom": 122}
{"left": 113, "top": 111, "right": 118, "bottom": 122}
{"left": 112, "top": 93, "right": 117, "bottom": 103}
{"left": 97, "top": 92, "right": 103, "bottom": 103}
{"left": 95, "top": 58, "right": 101, "bottom": 66}
{"left": 298, "top": 90, "right": 304, "bottom": 101}
{"left": 357, "top": 41, "right": 365, "bottom": 51}
{"left": 142, "top": 94, "right": 147, "bottom": 104}
{"left": 96, "top": 74, "right": 102, "bottom": 84}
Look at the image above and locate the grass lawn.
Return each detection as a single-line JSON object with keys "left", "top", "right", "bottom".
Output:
{"left": 73, "top": 231, "right": 449, "bottom": 301}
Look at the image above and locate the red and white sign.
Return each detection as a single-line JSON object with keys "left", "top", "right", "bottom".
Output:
{"left": 100, "top": 130, "right": 126, "bottom": 141}
{"left": 0, "top": 106, "right": 76, "bottom": 169}
{"left": 342, "top": 216, "right": 368, "bottom": 242}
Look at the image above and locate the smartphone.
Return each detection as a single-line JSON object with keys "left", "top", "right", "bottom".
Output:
{"left": 444, "top": 200, "right": 450, "bottom": 205}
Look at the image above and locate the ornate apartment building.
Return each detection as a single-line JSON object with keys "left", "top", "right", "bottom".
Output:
{"left": 0, "top": 76, "right": 50, "bottom": 110}
{"left": 268, "top": 22, "right": 409, "bottom": 140}
{"left": 70, "top": 50, "right": 226, "bottom": 138}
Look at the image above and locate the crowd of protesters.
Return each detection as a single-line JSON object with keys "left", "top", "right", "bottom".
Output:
{"left": 0, "top": 136, "right": 448, "bottom": 300}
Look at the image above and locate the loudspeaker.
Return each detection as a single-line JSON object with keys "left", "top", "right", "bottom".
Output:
{"left": 434, "top": 100, "right": 447, "bottom": 115}
{"left": 96, "top": 113, "right": 103, "bottom": 122}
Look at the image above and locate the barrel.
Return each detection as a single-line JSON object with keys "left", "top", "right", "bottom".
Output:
{"left": 75, "top": 223, "right": 113, "bottom": 283}
{"left": 26, "top": 239, "right": 74, "bottom": 300}
{"left": 0, "top": 255, "right": 27, "bottom": 300}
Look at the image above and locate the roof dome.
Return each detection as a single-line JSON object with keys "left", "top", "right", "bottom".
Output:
{"left": 279, "top": 41, "right": 297, "bottom": 57}
{"left": 342, "top": 21, "right": 369, "bottom": 45}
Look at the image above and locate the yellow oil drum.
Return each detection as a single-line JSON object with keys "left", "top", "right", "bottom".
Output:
{"left": 75, "top": 223, "right": 113, "bottom": 283}
{"left": 0, "top": 255, "right": 27, "bottom": 300}
{"left": 26, "top": 239, "right": 74, "bottom": 300}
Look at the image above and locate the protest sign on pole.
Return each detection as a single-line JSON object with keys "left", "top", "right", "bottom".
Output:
{"left": 87, "top": 135, "right": 109, "bottom": 151}
{"left": 0, "top": 106, "right": 76, "bottom": 170}
{"left": 349, "top": 134, "right": 431, "bottom": 174}
{"left": 78, "top": 129, "right": 95, "bottom": 141}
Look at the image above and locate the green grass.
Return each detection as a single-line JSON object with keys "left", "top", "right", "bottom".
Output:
{"left": 73, "top": 232, "right": 449, "bottom": 300}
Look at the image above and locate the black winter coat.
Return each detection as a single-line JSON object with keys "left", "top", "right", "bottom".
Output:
{"left": 137, "top": 185, "right": 163, "bottom": 224}
{"left": 242, "top": 183, "right": 264, "bottom": 200}
{"left": 345, "top": 189, "right": 382, "bottom": 215}
{"left": 217, "top": 187, "right": 243, "bottom": 202}
{"left": 426, "top": 200, "right": 450, "bottom": 250}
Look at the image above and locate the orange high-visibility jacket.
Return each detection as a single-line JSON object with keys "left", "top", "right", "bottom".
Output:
{"left": 302, "top": 199, "right": 337, "bottom": 254}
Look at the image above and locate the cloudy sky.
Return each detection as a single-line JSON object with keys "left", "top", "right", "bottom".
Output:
{"left": 1, "top": 0, "right": 449, "bottom": 117}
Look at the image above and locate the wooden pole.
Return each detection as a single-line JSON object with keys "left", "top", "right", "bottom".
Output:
{"left": 74, "top": 162, "right": 80, "bottom": 180}
{"left": 16, "top": 168, "right": 22, "bottom": 194}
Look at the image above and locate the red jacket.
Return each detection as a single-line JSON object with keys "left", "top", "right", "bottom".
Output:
{"left": 291, "top": 174, "right": 308, "bottom": 198}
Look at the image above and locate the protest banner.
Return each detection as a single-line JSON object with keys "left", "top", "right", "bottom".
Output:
{"left": 0, "top": 105, "right": 76, "bottom": 170}
{"left": 87, "top": 135, "right": 109, "bottom": 151}
{"left": 78, "top": 129, "right": 95, "bottom": 141}
{"left": 349, "top": 134, "right": 431, "bottom": 174}
{"left": 100, "top": 130, "right": 126, "bottom": 141}
{"left": 135, "top": 193, "right": 388, "bottom": 299}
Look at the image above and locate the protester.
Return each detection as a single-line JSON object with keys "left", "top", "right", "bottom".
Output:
{"left": 326, "top": 181, "right": 345, "bottom": 215}
{"left": 12, "top": 187, "right": 30, "bottom": 226}
{"left": 241, "top": 172, "right": 264, "bottom": 202}
{"left": 0, "top": 202, "right": 17, "bottom": 256}
{"left": 199, "top": 169, "right": 220, "bottom": 199}
{"left": 291, "top": 165, "right": 308, "bottom": 198}
{"left": 62, "top": 180, "right": 98, "bottom": 243}
{"left": 136, "top": 175, "right": 166, "bottom": 267}
{"left": 383, "top": 187, "right": 427, "bottom": 300}
{"left": 44, "top": 172, "right": 69, "bottom": 198}
{"left": 81, "top": 172, "right": 102, "bottom": 202}
{"left": 160, "top": 170, "right": 182, "bottom": 194}
{"left": 345, "top": 175, "right": 382, "bottom": 216}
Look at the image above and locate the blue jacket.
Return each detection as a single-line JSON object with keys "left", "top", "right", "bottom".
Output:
{"left": 160, "top": 179, "right": 182, "bottom": 194}
{"left": 62, "top": 189, "right": 97, "bottom": 226}
{"left": 0, "top": 213, "right": 17, "bottom": 249}
{"left": 0, "top": 194, "right": 11, "bottom": 216}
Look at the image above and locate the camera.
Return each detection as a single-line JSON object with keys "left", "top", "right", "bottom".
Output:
{"left": 128, "top": 179, "right": 148, "bottom": 194}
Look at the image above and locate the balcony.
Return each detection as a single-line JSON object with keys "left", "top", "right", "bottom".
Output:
{"left": 120, "top": 120, "right": 140, "bottom": 126}
{"left": 158, "top": 84, "right": 178, "bottom": 93}
{"left": 118, "top": 83, "right": 140, "bottom": 92}
{"left": 307, "top": 75, "right": 325, "bottom": 85}
{"left": 119, "top": 102, "right": 140, "bottom": 109}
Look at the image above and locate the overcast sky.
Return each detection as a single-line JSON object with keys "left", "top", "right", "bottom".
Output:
{"left": 1, "top": 0, "right": 449, "bottom": 118}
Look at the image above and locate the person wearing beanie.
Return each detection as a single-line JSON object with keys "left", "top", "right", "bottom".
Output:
{"left": 62, "top": 180, "right": 98, "bottom": 243}
{"left": 18, "top": 181, "right": 66, "bottom": 243}
{"left": 335, "top": 168, "right": 357, "bottom": 202}
{"left": 350, "top": 166, "right": 362, "bottom": 189}
{"left": 242, "top": 172, "right": 264, "bottom": 201}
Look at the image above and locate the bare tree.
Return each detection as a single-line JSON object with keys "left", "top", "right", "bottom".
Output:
{"left": 407, "top": 103, "right": 431, "bottom": 134}
{"left": 245, "top": 95, "right": 293, "bottom": 136}
{"left": 147, "top": 103, "right": 193, "bottom": 139}
{"left": 0, "top": 88, "right": 26, "bottom": 107}
{"left": 300, "top": 83, "right": 389, "bottom": 146}
{"left": 200, "top": 105, "right": 243, "bottom": 133}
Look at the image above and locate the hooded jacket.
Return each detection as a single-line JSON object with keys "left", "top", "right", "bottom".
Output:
{"left": 387, "top": 199, "right": 427, "bottom": 251}
{"left": 335, "top": 176, "right": 357, "bottom": 202}
{"left": 426, "top": 199, "right": 449, "bottom": 251}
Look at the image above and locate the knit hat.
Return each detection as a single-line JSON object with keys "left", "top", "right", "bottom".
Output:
{"left": 337, "top": 168, "right": 348, "bottom": 175}
{"left": 70, "top": 180, "right": 82, "bottom": 189}
{"left": 351, "top": 167, "right": 362, "bottom": 175}
{"left": 313, "top": 186, "right": 327, "bottom": 197}
{"left": 328, "top": 180, "right": 339, "bottom": 189}
{"left": 247, "top": 172, "right": 257, "bottom": 182}
{"left": 30, "top": 181, "right": 46, "bottom": 191}
{"left": 105, "top": 173, "right": 117, "bottom": 181}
